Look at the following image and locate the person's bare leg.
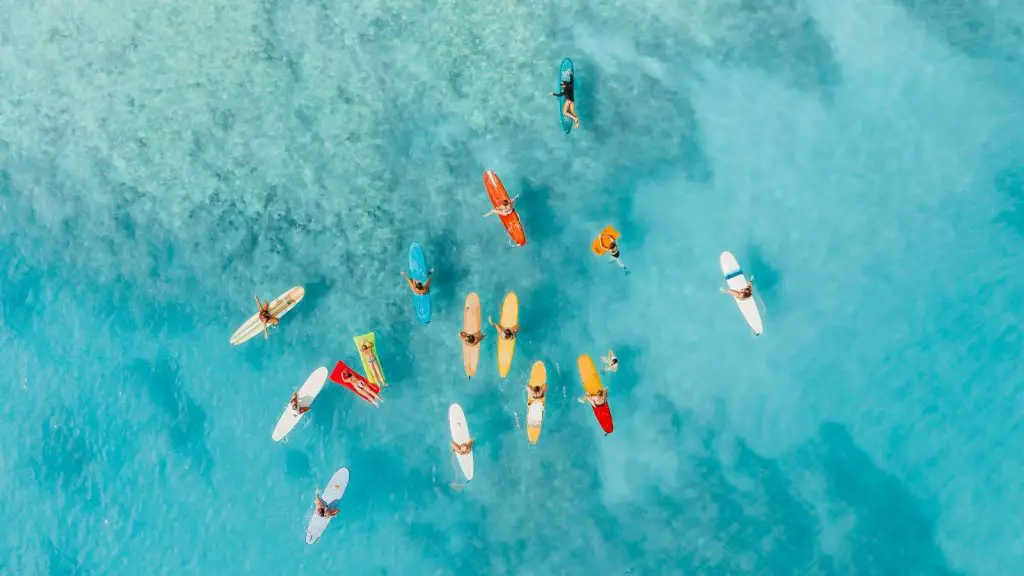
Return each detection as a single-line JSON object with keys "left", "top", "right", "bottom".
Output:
{"left": 569, "top": 102, "right": 580, "bottom": 127}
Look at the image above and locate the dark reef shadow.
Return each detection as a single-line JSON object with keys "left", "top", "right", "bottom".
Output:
{"left": 423, "top": 229, "right": 469, "bottom": 316}
{"left": 517, "top": 179, "right": 559, "bottom": 246}
{"left": 810, "top": 423, "right": 958, "bottom": 575}
{"left": 128, "top": 357, "right": 214, "bottom": 479}
{"left": 993, "top": 163, "right": 1024, "bottom": 237}
{"left": 893, "top": 0, "right": 1021, "bottom": 63}
{"left": 743, "top": 245, "right": 782, "bottom": 313}
{"left": 283, "top": 447, "right": 314, "bottom": 483}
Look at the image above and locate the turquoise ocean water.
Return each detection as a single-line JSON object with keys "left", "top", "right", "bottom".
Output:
{"left": 3, "top": 0, "right": 1024, "bottom": 574}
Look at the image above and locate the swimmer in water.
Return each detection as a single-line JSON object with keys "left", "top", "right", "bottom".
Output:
{"left": 600, "top": 350, "right": 619, "bottom": 373}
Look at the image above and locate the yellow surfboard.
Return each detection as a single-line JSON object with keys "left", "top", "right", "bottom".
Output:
{"left": 526, "top": 361, "right": 547, "bottom": 444}
{"left": 496, "top": 292, "right": 518, "bottom": 378}
{"left": 591, "top": 225, "right": 620, "bottom": 255}
{"left": 578, "top": 354, "right": 604, "bottom": 395}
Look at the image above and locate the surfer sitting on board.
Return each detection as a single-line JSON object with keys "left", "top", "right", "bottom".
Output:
{"left": 289, "top": 392, "right": 311, "bottom": 415}
{"left": 401, "top": 269, "right": 434, "bottom": 295}
{"left": 488, "top": 316, "right": 520, "bottom": 340}
{"left": 257, "top": 299, "right": 279, "bottom": 327}
{"left": 459, "top": 330, "right": 485, "bottom": 346}
{"left": 528, "top": 384, "right": 546, "bottom": 401}
{"left": 582, "top": 388, "right": 607, "bottom": 407}
{"left": 451, "top": 438, "right": 475, "bottom": 455}
{"left": 723, "top": 280, "right": 754, "bottom": 301}
{"left": 314, "top": 493, "right": 340, "bottom": 518}
{"left": 551, "top": 75, "right": 580, "bottom": 128}
{"left": 600, "top": 351, "right": 619, "bottom": 373}
{"left": 482, "top": 196, "right": 518, "bottom": 218}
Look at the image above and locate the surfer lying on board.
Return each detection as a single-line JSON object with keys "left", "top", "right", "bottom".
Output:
{"left": 482, "top": 196, "right": 519, "bottom": 218}
{"left": 451, "top": 438, "right": 475, "bottom": 455}
{"left": 459, "top": 330, "right": 485, "bottom": 346}
{"left": 582, "top": 388, "right": 608, "bottom": 407}
{"left": 722, "top": 279, "right": 754, "bottom": 301}
{"left": 488, "top": 316, "right": 520, "bottom": 340}
{"left": 290, "top": 392, "right": 311, "bottom": 415}
{"left": 401, "top": 269, "right": 434, "bottom": 295}
{"left": 551, "top": 75, "right": 580, "bottom": 128}
{"left": 601, "top": 351, "right": 619, "bottom": 373}
{"left": 359, "top": 341, "right": 387, "bottom": 386}
{"left": 314, "top": 493, "right": 340, "bottom": 518}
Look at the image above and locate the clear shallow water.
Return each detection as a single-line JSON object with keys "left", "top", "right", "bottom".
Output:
{"left": 2, "top": 0, "right": 1024, "bottom": 573}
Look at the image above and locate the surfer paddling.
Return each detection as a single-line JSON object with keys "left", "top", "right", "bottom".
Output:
{"left": 289, "top": 392, "right": 311, "bottom": 415}
{"left": 314, "top": 493, "right": 339, "bottom": 518}
{"left": 451, "top": 438, "right": 475, "bottom": 455}
{"left": 722, "top": 279, "right": 754, "bottom": 301}
{"left": 551, "top": 73, "right": 580, "bottom": 128}
{"left": 600, "top": 351, "right": 619, "bottom": 373}
{"left": 488, "top": 316, "right": 519, "bottom": 341}
{"left": 483, "top": 195, "right": 519, "bottom": 218}
{"left": 402, "top": 268, "right": 434, "bottom": 295}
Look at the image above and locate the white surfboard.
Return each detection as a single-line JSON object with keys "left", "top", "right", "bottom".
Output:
{"left": 720, "top": 251, "right": 763, "bottom": 336}
{"left": 306, "top": 467, "right": 349, "bottom": 545}
{"left": 272, "top": 367, "right": 328, "bottom": 441}
{"left": 448, "top": 403, "right": 474, "bottom": 481}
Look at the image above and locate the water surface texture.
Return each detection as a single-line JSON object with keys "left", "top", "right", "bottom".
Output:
{"left": 2, "top": 0, "right": 1024, "bottom": 574}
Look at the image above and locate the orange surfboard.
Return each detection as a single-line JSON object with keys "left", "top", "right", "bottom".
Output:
{"left": 483, "top": 171, "right": 527, "bottom": 246}
{"left": 591, "top": 225, "right": 620, "bottom": 255}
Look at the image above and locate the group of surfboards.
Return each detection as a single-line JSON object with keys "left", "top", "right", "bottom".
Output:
{"left": 225, "top": 58, "right": 765, "bottom": 545}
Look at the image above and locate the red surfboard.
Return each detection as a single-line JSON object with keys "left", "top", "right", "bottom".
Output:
{"left": 593, "top": 403, "right": 614, "bottom": 434}
{"left": 483, "top": 171, "right": 527, "bottom": 246}
{"left": 330, "top": 360, "right": 381, "bottom": 405}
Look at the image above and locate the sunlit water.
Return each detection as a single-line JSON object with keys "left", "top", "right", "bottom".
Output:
{"left": 3, "top": 0, "right": 1024, "bottom": 574}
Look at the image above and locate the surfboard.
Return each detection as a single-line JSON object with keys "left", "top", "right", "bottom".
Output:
{"left": 462, "top": 293, "right": 482, "bottom": 378}
{"left": 720, "top": 251, "right": 763, "bottom": 336}
{"left": 578, "top": 354, "right": 614, "bottom": 434}
{"left": 449, "top": 403, "right": 474, "bottom": 481}
{"left": 591, "top": 225, "right": 620, "bottom": 255}
{"left": 305, "top": 467, "right": 349, "bottom": 545}
{"left": 557, "top": 58, "right": 574, "bottom": 134}
{"left": 329, "top": 360, "right": 381, "bottom": 406}
{"left": 353, "top": 332, "right": 387, "bottom": 387}
{"left": 496, "top": 292, "right": 519, "bottom": 378}
{"left": 271, "top": 367, "right": 329, "bottom": 441}
{"left": 230, "top": 286, "right": 305, "bottom": 346}
{"left": 526, "top": 361, "right": 547, "bottom": 444}
{"left": 408, "top": 242, "right": 431, "bottom": 324}
{"left": 483, "top": 171, "right": 527, "bottom": 246}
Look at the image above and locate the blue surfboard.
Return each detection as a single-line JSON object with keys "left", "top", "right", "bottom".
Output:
{"left": 557, "top": 58, "right": 574, "bottom": 135}
{"left": 408, "top": 242, "right": 431, "bottom": 324}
